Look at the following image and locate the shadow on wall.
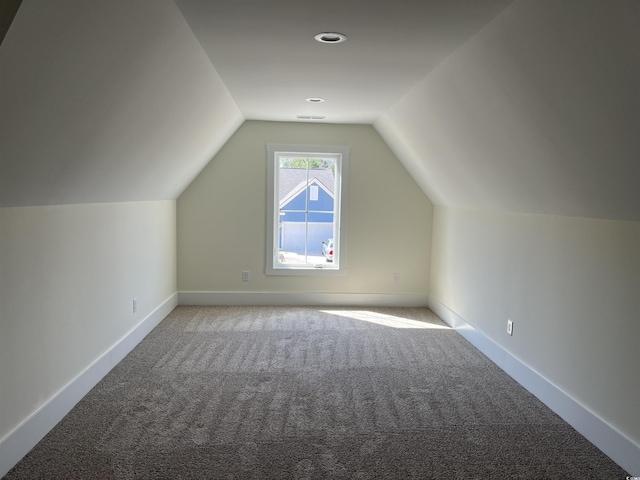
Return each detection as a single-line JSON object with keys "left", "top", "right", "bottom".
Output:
{"left": 0, "top": 0, "right": 22, "bottom": 45}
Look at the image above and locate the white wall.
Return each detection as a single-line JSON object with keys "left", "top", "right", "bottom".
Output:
{"left": 178, "top": 121, "right": 432, "bottom": 302}
{"left": 0, "top": 0, "right": 243, "bottom": 207}
{"left": 0, "top": 201, "right": 177, "bottom": 452}
{"left": 373, "top": 0, "right": 640, "bottom": 472}
{"left": 376, "top": 0, "right": 640, "bottom": 222}
{"left": 430, "top": 206, "right": 640, "bottom": 463}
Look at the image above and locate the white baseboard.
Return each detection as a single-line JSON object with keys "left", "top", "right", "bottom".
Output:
{"left": 0, "top": 293, "right": 178, "bottom": 479}
{"left": 179, "top": 291, "right": 429, "bottom": 307}
{"left": 428, "top": 296, "right": 640, "bottom": 476}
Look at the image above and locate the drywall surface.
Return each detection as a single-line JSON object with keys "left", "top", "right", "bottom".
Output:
{"left": 178, "top": 121, "right": 432, "bottom": 297}
{"left": 175, "top": 0, "right": 512, "bottom": 124}
{"left": 0, "top": 200, "right": 177, "bottom": 443}
{"left": 430, "top": 206, "right": 640, "bottom": 447}
{"left": 0, "top": 0, "right": 242, "bottom": 207}
{"left": 376, "top": 0, "right": 640, "bottom": 221}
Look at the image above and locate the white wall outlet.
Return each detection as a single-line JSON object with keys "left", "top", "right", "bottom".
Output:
{"left": 392, "top": 273, "right": 399, "bottom": 284}
{"left": 242, "top": 271, "right": 250, "bottom": 282}
{"left": 507, "top": 319, "right": 513, "bottom": 336}
{"left": 133, "top": 298, "right": 138, "bottom": 313}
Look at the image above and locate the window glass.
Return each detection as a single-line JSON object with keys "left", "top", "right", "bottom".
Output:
{"left": 266, "top": 144, "right": 349, "bottom": 275}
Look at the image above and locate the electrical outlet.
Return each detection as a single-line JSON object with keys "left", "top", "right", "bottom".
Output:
{"left": 507, "top": 319, "right": 513, "bottom": 336}
{"left": 242, "top": 271, "right": 250, "bottom": 282}
{"left": 392, "top": 273, "right": 399, "bottom": 284}
{"left": 133, "top": 298, "right": 138, "bottom": 314}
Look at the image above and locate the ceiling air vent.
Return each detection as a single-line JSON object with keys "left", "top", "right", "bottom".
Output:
{"left": 296, "top": 115, "right": 326, "bottom": 121}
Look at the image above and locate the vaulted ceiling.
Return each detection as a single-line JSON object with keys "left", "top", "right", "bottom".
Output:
{"left": 175, "top": 0, "right": 512, "bottom": 124}
{"left": 0, "top": 0, "right": 243, "bottom": 206}
{"left": 1, "top": 0, "right": 639, "bottom": 221}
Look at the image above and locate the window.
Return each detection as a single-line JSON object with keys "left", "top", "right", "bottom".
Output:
{"left": 266, "top": 144, "right": 349, "bottom": 275}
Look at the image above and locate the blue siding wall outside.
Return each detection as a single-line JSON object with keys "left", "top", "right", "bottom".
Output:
{"left": 279, "top": 183, "right": 334, "bottom": 254}
{"left": 279, "top": 222, "right": 333, "bottom": 255}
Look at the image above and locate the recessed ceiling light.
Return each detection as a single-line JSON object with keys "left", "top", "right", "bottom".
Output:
{"left": 305, "top": 97, "right": 325, "bottom": 103}
{"left": 314, "top": 32, "right": 347, "bottom": 44}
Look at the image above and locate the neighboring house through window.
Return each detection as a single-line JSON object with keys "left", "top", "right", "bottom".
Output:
{"left": 266, "top": 144, "right": 349, "bottom": 275}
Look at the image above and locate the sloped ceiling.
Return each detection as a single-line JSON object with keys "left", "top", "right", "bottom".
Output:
{"left": 1, "top": 0, "right": 638, "bottom": 222}
{"left": 0, "top": 0, "right": 243, "bottom": 207}
{"left": 376, "top": 0, "right": 640, "bottom": 221}
{"left": 175, "top": 0, "right": 513, "bottom": 124}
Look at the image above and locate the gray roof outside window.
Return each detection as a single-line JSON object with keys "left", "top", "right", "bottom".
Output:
{"left": 278, "top": 168, "right": 334, "bottom": 201}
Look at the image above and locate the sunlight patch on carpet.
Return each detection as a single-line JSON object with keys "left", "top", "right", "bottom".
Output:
{"left": 320, "top": 310, "right": 451, "bottom": 329}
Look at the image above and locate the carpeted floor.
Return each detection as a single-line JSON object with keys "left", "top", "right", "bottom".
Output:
{"left": 5, "top": 306, "right": 629, "bottom": 479}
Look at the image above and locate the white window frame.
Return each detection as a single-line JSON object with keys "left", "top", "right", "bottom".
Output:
{"left": 266, "top": 144, "right": 349, "bottom": 276}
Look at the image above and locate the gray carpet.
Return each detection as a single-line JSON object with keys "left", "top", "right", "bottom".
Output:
{"left": 5, "top": 306, "right": 629, "bottom": 479}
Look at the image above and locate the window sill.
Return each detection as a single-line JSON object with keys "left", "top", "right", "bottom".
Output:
{"left": 265, "top": 266, "right": 347, "bottom": 276}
